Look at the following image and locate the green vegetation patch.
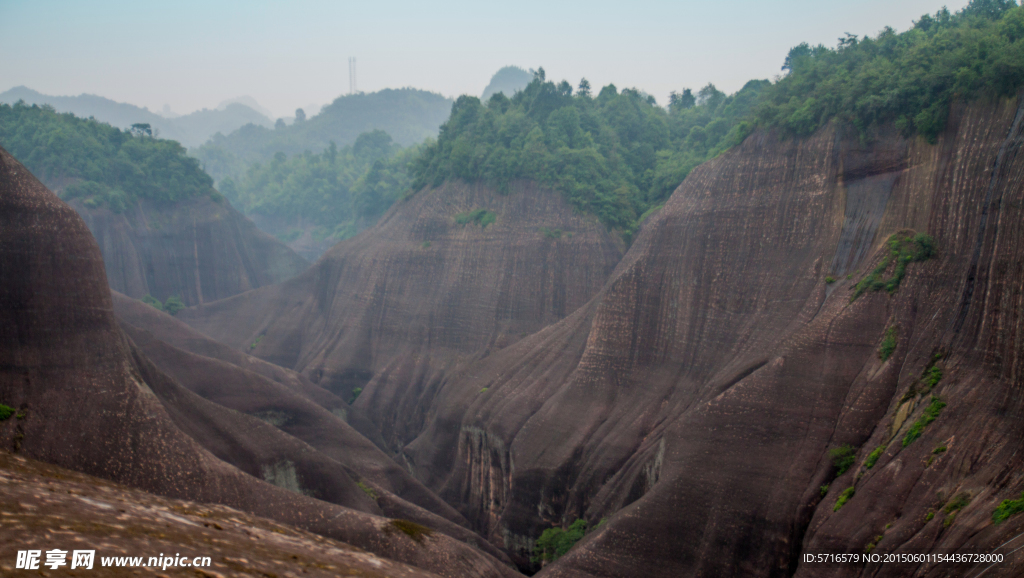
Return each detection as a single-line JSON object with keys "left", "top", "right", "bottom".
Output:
{"left": 348, "top": 387, "right": 363, "bottom": 404}
{"left": 921, "top": 366, "right": 943, "bottom": 394}
{"left": 944, "top": 492, "right": 971, "bottom": 526}
{"left": 865, "top": 534, "right": 884, "bottom": 554}
{"left": 830, "top": 444, "right": 857, "bottom": 475}
{"left": 879, "top": 326, "right": 898, "bottom": 361}
{"left": 385, "top": 519, "right": 434, "bottom": 543}
{"left": 413, "top": 71, "right": 769, "bottom": 241}
{"left": 142, "top": 294, "right": 184, "bottom": 315}
{"left": 902, "top": 397, "right": 947, "bottom": 447}
{"left": 454, "top": 208, "right": 497, "bottom": 228}
{"left": 865, "top": 445, "right": 887, "bottom": 469}
{"left": 852, "top": 233, "right": 936, "bottom": 301}
{"left": 0, "top": 102, "right": 216, "bottom": 211}
{"left": 0, "top": 404, "right": 14, "bottom": 422}
{"left": 993, "top": 492, "right": 1024, "bottom": 524}
{"left": 532, "top": 518, "right": 589, "bottom": 564}
{"left": 357, "top": 481, "right": 378, "bottom": 501}
{"left": 217, "top": 132, "right": 421, "bottom": 244}
{"left": 757, "top": 1, "right": 1024, "bottom": 143}
{"left": 834, "top": 487, "right": 856, "bottom": 511}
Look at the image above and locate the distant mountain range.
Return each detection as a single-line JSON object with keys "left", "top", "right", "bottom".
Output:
{"left": 0, "top": 86, "right": 274, "bottom": 147}
{"left": 481, "top": 65, "right": 533, "bottom": 101}
{"left": 193, "top": 87, "right": 454, "bottom": 181}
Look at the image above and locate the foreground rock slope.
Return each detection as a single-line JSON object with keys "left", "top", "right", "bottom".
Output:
{"left": 0, "top": 145, "right": 519, "bottom": 578}
{"left": 0, "top": 451, "right": 442, "bottom": 578}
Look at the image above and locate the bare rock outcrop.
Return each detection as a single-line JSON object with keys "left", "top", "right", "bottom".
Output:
{"left": 0, "top": 145, "right": 519, "bottom": 578}
{"left": 400, "top": 98, "right": 1024, "bottom": 576}
{"left": 70, "top": 194, "right": 308, "bottom": 306}
{"left": 178, "top": 179, "right": 624, "bottom": 452}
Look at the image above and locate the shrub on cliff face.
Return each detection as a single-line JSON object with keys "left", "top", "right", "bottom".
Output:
{"left": 532, "top": 518, "right": 589, "bottom": 563}
{"left": 830, "top": 445, "right": 857, "bottom": 475}
{"left": 903, "top": 397, "right": 947, "bottom": 446}
{"left": 993, "top": 492, "right": 1024, "bottom": 524}
{"left": 852, "top": 233, "right": 935, "bottom": 301}
{"left": 834, "top": 486, "right": 856, "bottom": 511}
{"left": 879, "top": 326, "right": 898, "bottom": 361}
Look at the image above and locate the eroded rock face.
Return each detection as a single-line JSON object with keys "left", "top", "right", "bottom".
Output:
{"left": 0, "top": 451, "right": 444, "bottom": 578}
{"left": 398, "top": 99, "right": 1024, "bottom": 575}
{"left": 0, "top": 146, "right": 520, "bottom": 578}
{"left": 178, "top": 180, "right": 624, "bottom": 452}
{"left": 70, "top": 195, "right": 308, "bottom": 306}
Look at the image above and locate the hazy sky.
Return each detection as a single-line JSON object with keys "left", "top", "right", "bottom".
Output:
{"left": 1, "top": 0, "right": 971, "bottom": 119}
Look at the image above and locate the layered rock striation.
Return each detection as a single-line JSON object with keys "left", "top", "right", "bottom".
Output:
{"left": 179, "top": 179, "right": 624, "bottom": 452}
{"left": 71, "top": 194, "right": 308, "bottom": 306}
{"left": 0, "top": 145, "right": 518, "bottom": 578}
{"left": 402, "top": 97, "right": 1024, "bottom": 575}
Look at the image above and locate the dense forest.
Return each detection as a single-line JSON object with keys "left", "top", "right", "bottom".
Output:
{"left": 411, "top": 0, "right": 1024, "bottom": 239}
{"left": 757, "top": 0, "right": 1024, "bottom": 141}
{"left": 219, "top": 130, "right": 418, "bottom": 243}
{"left": 0, "top": 101, "right": 218, "bottom": 211}
{"left": 193, "top": 88, "right": 452, "bottom": 182}
{"left": 411, "top": 71, "right": 765, "bottom": 240}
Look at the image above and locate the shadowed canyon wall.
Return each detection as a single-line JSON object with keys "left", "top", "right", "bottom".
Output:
{"left": 178, "top": 180, "right": 625, "bottom": 452}
{"left": 70, "top": 195, "right": 308, "bottom": 305}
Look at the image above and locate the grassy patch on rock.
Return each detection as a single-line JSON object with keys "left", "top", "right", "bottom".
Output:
{"left": 852, "top": 232, "right": 935, "bottom": 301}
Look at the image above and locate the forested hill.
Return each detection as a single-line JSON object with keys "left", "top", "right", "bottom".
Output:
{"left": 411, "top": 71, "right": 767, "bottom": 241}
{"left": 0, "top": 101, "right": 218, "bottom": 212}
{"left": 193, "top": 88, "right": 453, "bottom": 182}
{"left": 218, "top": 130, "right": 419, "bottom": 255}
{"left": 411, "top": 0, "right": 1024, "bottom": 241}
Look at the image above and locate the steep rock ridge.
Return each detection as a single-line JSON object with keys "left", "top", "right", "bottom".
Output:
{"left": 179, "top": 180, "right": 624, "bottom": 451}
{"left": 0, "top": 146, "right": 519, "bottom": 578}
{"left": 400, "top": 97, "right": 1024, "bottom": 576}
{"left": 71, "top": 194, "right": 308, "bottom": 305}
{"left": 114, "top": 299, "right": 514, "bottom": 562}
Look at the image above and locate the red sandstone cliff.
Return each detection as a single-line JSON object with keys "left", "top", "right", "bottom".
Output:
{"left": 0, "top": 145, "right": 519, "bottom": 578}
{"left": 175, "top": 96, "right": 1024, "bottom": 576}
{"left": 70, "top": 194, "right": 308, "bottom": 306}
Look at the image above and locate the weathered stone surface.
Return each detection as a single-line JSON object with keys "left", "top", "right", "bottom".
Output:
{"left": 175, "top": 98, "right": 1024, "bottom": 575}
{"left": 0, "top": 450, "right": 443, "bottom": 578}
{"left": 0, "top": 145, "right": 520, "bottom": 578}
{"left": 415, "top": 97, "right": 1024, "bottom": 576}
{"left": 178, "top": 179, "right": 624, "bottom": 453}
{"left": 70, "top": 194, "right": 308, "bottom": 306}
{"left": 115, "top": 299, "right": 513, "bottom": 564}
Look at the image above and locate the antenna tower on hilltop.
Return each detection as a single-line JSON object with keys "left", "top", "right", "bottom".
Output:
{"left": 348, "top": 57, "right": 357, "bottom": 94}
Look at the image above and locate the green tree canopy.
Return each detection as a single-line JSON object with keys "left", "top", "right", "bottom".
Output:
{"left": 0, "top": 101, "right": 217, "bottom": 212}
